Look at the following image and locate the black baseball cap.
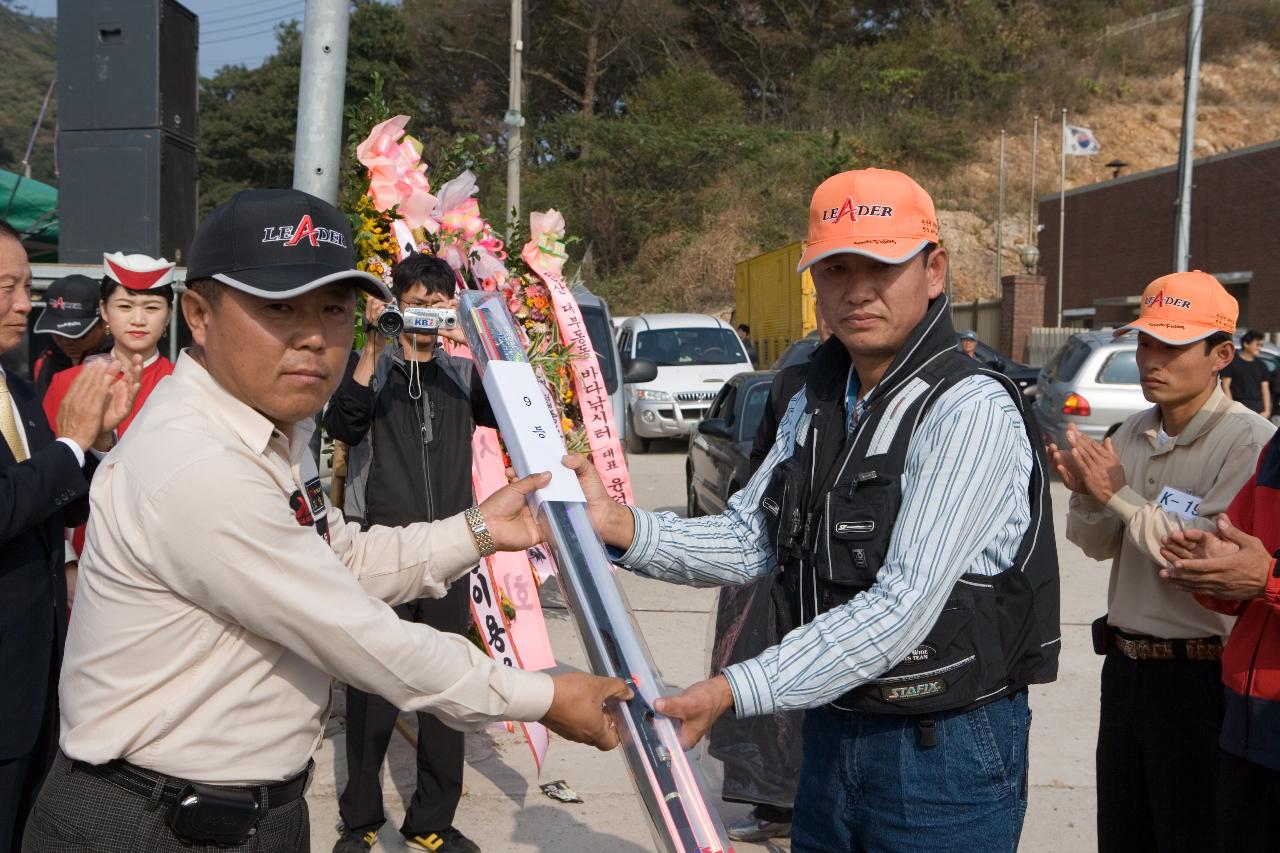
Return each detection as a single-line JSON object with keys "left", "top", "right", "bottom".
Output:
{"left": 34, "top": 275, "right": 102, "bottom": 339}
{"left": 187, "top": 188, "right": 392, "bottom": 301}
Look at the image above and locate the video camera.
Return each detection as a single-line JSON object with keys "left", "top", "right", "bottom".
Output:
{"left": 375, "top": 304, "right": 458, "bottom": 337}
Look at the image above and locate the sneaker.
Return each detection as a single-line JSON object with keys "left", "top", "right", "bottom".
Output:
{"left": 726, "top": 813, "right": 792, "bottom": 842}
{"left": 332, "top": 828, "right": 379, "bottom": 852}
{"left": 405, "top": 827, "right": 481, "bottom": 853}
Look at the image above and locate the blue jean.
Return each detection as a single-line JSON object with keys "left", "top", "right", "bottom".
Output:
{"left": 791, "top": 692, "right": 1031, "bottom": 853}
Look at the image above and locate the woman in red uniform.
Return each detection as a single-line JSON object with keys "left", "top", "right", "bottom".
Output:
{"left": 44, "top": 251, "right": 177, "bottom": 568}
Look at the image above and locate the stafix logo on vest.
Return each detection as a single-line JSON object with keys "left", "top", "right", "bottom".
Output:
{"left": 820, "top": 196, "right": 895, "bottom": 225}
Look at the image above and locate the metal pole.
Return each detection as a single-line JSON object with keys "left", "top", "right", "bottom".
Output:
{"left": 292, "top": 0, "right": 350, "bottom": 204}
{"left": 504, "top": 0, "right": 524, "bottom": 239}
{"left": 997, "top": 129, "right": 1005, "bottom": 290}
{"left": 1173, "top": 0, "right": 1204, "bottom": 272}
{"left": 1057, "top": 108, "right": 1067, "bottom": 327}
{"left": 1029, "top": 115, "right": 1039, "bottom": 251}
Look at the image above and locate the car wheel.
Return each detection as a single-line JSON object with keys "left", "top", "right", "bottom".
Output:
{"left": 626, "top": 415, "right": 649, "bottom": 454}
{"left": 686, "top": 473, "right": 702, "bottom": 518}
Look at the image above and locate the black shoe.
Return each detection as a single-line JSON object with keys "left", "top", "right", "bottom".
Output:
{"left": 726, "top": 812, "right": 792, "bottom": 842}
{"left": 332, "top": 827, "right": 379, "bottom": 852}
{"left": 405, "top": 827, "right": 481, "bottom": 853}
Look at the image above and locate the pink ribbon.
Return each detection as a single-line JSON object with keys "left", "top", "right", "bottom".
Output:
{"left": 522, "top": 212, "right": 635, "bottom": 505}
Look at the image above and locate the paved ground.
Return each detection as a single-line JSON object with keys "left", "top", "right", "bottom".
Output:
{"left": 306, "top": 439, "right": 1107, "bottom": 852}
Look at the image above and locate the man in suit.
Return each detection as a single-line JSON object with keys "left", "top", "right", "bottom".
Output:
{"left": 0, "top": 220, "right": 140, "bottom": 852}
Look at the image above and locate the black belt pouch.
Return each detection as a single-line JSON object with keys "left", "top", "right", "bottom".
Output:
{"left": 1091, "top": 615, "right": 1112, "bottom": 656}
{"left": 167, "top": 782, "right": 260, "bottom": 846}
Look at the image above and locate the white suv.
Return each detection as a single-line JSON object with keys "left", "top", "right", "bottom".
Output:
{"left": 616, "top": 314, "right": 754, "bottom": 453}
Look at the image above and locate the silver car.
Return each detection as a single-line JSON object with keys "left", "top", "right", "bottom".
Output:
{"left": 1035, "top": 331, "right": 1145, "bottom": 449}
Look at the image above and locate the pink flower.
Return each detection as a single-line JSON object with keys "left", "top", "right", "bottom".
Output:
{"left": 356, "top": 115, "right": 440, "bottom": 231}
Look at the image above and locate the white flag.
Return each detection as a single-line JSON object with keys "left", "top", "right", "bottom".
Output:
{"left": 1064, "top": 124, "right": 1101, "bottom": 156}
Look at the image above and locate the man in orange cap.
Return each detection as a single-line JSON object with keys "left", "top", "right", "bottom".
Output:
{"left": 568, "top": 168, "right": 1061, "bottom": 850}
{"left": 1053, "top": 270, "right": 1273, "bottom": 853}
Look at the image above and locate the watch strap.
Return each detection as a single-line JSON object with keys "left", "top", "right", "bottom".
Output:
{"left": 465, "top": 505, "right": 497, "bottom": 558}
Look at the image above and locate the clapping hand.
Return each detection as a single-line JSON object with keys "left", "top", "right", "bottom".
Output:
{"left": 1049, "top": 425, "right": 1125, "bottom": 503}
{"left": 1159, "top": 515, "right": 1270, "bottom": 600}
{"left": 56, "top": 356, "right": 143, "bottom": 452}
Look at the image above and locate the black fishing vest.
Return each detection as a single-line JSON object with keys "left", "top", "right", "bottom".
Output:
{"left": 761, "top": 298, "right": 1060, "bottom": 716}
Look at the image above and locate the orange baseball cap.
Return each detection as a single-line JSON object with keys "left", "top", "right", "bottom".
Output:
{"left": 797, "top": 168, "right": 940, "bottom": 272}
{"left": 1115, "top": 270, "right": 1237, "bottom": 344}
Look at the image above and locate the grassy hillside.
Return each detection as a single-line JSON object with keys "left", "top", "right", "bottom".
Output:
{"left": 0, "top": 2, "right": 57, "bottom": 183}
{"left": 2, "top": 0, "right": 1277, "bottom": 313}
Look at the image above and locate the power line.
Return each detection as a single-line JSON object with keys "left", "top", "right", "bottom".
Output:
{"left": 201, "top": 0, "right": 302, "bottom": 25}
{"left": 201, "top": 23, "right": 297, "bottom": 45}
{"left": 202, "top": 7, "right": 303, "bottom": 36}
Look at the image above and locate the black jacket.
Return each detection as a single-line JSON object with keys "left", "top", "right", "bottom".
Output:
{"left": 324, "top": 345, "right": 495, "bottom": 528}
{"left": 0, "top": 372, "right": 92, "bottom": 759}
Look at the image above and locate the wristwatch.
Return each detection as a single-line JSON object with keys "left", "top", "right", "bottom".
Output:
{"left": 465, "top": 506, "right": 497, "bottom": 558}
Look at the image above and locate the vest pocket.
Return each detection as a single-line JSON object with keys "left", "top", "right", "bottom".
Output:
{"left": 838, "top": 599, "right": 982, "bottom": 714}
{"left": 824, "top": 486, "right": 896, "bottom": 588}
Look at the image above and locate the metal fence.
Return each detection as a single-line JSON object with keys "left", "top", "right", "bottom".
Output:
{"left": 1027, "top": 327, "right": 1077, "bottom": 368}
{"left": 949, "top": 298, "right": 1003, "bottom": 347}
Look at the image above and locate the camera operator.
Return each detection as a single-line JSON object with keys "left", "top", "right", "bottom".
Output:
{"left": 323, "top": 253, "right": 494, "bottom": 853}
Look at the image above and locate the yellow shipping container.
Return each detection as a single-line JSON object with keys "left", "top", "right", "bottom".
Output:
{"left": 734, "top": 241, "right": 815, "bottom": 368}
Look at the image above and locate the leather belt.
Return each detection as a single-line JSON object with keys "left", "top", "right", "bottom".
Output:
{"left": 76, "top": 757, "right": 312, "bottom": 808}
{"left": 1112, "top": 631, "right": 1223, "bottom": 661}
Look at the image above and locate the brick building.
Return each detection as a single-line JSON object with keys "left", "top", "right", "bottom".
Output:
{"left": 1038, "top": 139, "right": 1279, "bottom": 331}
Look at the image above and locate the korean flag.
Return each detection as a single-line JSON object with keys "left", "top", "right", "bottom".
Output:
{"left": 1064, "top": 124, "right": 1101, "bottom": 156}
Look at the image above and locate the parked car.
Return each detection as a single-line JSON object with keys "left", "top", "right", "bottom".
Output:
{"left": 686, "top": 371, "right": 776, "bottom": 516}
{"left": 617, "top": 313, "right": 755, "bottom": 453}
{"left": 772, "top": 331, "right": 821, "bottom": 369}
{"left": 968, "top": 338, "right": 1040, "bottom": 398}
{"left": 1034, "top": 331, "right": 1145, "bottom": 449}
{"left": 572, "top": 285, "right": 633, "bottom": 441}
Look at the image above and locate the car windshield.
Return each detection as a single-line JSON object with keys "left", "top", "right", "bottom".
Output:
{"left": 740, "top": 383, "right": 770, "bottom": 438}
{"left": 774, "top": 336, "right": 820, "bottom": 369}
{"left": 635, "top": 327, "right": 747, "bottom": 367}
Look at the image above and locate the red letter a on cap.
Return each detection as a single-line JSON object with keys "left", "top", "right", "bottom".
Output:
{"left": 284, "top": 215, "right": 320, "bottom": 247}
{"left": 834, "top": 196, "right": 858, "bottom": 225}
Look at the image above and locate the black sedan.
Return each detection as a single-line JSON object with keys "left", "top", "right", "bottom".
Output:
{"left": 970, "top": 339, "right": 1039, "bottom": 398}
{"left": 686, "top": 371, "right": 776, "bottom": 517}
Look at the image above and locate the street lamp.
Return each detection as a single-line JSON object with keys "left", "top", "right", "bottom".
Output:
{"left": 1018, "top": 243, "right": 1041, "bottom": 275}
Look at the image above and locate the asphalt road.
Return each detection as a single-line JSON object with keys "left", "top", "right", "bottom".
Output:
{"left": 306, "top": 438, "right": 1106, "bottom": 852}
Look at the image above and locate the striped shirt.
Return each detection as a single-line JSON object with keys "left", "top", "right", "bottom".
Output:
{"left": 618, "top": 372, "right": 1033, "bottom": 717}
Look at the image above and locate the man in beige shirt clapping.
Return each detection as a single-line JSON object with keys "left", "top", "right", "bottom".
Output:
{"left": 22, "top": 190, "right": 630, "bottom": 853}
{"left": 1051, "top": 271, "right": 1274, "bottom": 853}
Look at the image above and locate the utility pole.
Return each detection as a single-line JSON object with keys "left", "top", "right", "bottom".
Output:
{"left": 1172, "top": 0, "right": 1205, "bottom": 272}
{"left": 504, "top": 0, "right": 525, "bottom": 239}
{"left": 996, "top": 129, "right": 1005, "bottom": 290}
{"left": 292, "top": 0, "right": 350, "bottom": 204}
{"left": 1057, "top": 107, "right": 1067, "bottom": 327}
{"left": 1028, "top": 115, "right": 1038, "bottom": 253}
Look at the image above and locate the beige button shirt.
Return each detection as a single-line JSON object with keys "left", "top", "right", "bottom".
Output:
{"left": 59, "top": 353, "right": 553, "bottom": 784}
{"left": 1066, "top": 385, "right": 1274, "bottom": 639}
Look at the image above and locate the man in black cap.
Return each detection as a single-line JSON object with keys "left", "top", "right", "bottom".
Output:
{"left": 24, "top": 190, "right": 630, "bottom": 853}
{"left": 31, "top": 275, "right": 111, "bottom": 398}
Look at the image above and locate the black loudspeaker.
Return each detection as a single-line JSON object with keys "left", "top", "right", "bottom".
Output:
{"left": 57, "top": 0, "right": 198, "bottom": 142}
{"left": 57, "top": 129, "right": 198, "bottom": 264}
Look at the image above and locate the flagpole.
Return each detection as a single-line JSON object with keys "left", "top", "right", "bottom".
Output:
{"left": 997, "top": 129, "right": 1005, "bottom": 292}
{"left": 1057, "top": 107, "right": 1067, "bottom": 327}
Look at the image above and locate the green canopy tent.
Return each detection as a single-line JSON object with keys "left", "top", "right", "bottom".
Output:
{"left": 0, "top": 168, "right": 58, "bottom": 260}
